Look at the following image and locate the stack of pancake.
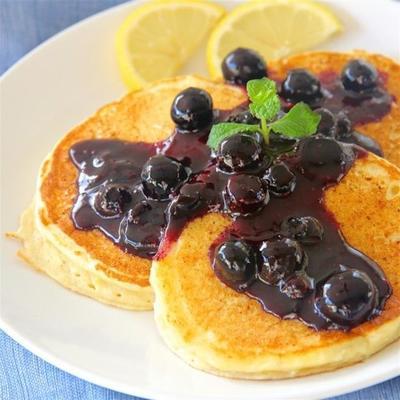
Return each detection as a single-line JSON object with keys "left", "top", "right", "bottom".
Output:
{"left": 13, "top": 51, "right": 400, "bottom": 378}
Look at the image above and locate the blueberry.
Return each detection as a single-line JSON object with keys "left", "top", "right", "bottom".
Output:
{"left": 171, "top": 87, "right": 213, "bottom": 131}
{"left": 169, "top": 183, "right": 208, "bottom": 218}
{"left": 127, "top": 201, "right": 151, "bottom": 225}
{"left": 227, "top": 110, "right": 259, "bottom": 125}
{"left": 259, "top": 238, "right": 305, "bottom": 285}
{"left": 213, "top": 239, "right": 258, "bottom": 291}
{"left": 281, "top": 216, "right": 324, "bottom": 245}
{"left": 269, "top": 131, "right": 298, "bottom": 154}
{"left": 335, "top": 112, "right": 352, "bottom": 139}
{"left": 264, "top": 163, "right": 296, "bottom": 197}
{"left": 225, "top": 174, "right": 268, "bottom": 215}
{"left": 218, "top": 133, "right": 263, "bottom": 172}
{"left": 315, "top": 108, "right": 336, "bottom": 137}
{"left": 94, "top": 184, "right": 132, "bottom": 217}
{"left": 341, "top": 59, "right": 378, "bottom": 92}
{"left": 281, "top": 274, "right": 312, "bottom": 299}
{"left": 252, "top": 131, "right": 265, "bottom": 147}
{"left": 300, "top": 136, "right": 346, "bottom": 183}
{"left": 281, "top": 69, "right": 321, "bottom": 103}
{"left": 221, "top": 47, "right": 267, "bottom": 85}
{"left": 141, "top": 155, "right": 188, "bottom": 200}
{"left": 316, "top": 269, "right": 378, "bottom": 327}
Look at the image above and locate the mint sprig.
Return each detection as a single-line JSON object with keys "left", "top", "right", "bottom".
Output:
{"left": 269, "top": 102, "right": 321, "bottom": 138}
{"left": 207, "top": 77, "right": 321, "bottom": 150}
{"left": 247, "top": 78, "right": 281, "bottom": 123}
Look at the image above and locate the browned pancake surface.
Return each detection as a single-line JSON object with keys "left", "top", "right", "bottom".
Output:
{"left": 153, "top": 154, "right": 400, "bottom": 362}
{"left": 40, "top": 51, "right": 400, "bottom": 288}
{"left": 269, "top": 51, "right": 400, "bottom": 167}
{"left": 40, "top": 77, "right": 246, "bottom": 286}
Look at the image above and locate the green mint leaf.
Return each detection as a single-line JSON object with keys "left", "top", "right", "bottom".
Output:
{"left": 268, "top": 102, "right": 321, "bottom": 138}
{"left": 247, "top": 78, "right": 280, "bottom": 121}
{"left": 249, "top": 99, "right": 281, "bottom": 123}
{"left": 207, "top": 123, "right": 259, "bottom": 150}
{"left": 247, "top": 78, "right": 277, "bottom": 103}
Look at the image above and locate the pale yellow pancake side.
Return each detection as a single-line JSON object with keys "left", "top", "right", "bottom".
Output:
{"left": 13, "top": 76, "right": 246, "bottom": 309}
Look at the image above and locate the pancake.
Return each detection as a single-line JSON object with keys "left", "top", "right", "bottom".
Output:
{"left": 268, "top": 51, "right": 400, "bottom": 167}
{"left": 151, "top": 153, "right": 400, "bottom": 378}
{"left": 13, "top": 51, "right": 399, "bottom": 311}
{"left": 14, "top": 76, "right": 246, "bottom": 310}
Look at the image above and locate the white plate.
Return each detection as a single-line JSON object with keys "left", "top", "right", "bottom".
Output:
{"left": 1, "top": 1, "right": 399, "bottom": 399}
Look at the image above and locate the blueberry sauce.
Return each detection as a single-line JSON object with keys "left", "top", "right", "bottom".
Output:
{"left": 70, "top": 64, "right": 393, "bottom": 330}
{"left": 209, "top": 139, "right": 390, "bottom": 330}
{"left": 70, "top": 129, "right": 212, "bottom": 258}
{"left": 280, "top": 70, "right": 392, "bottom": 126}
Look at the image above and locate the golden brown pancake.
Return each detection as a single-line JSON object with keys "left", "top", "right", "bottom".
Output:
{"left": 14, "top": 51, "right": 400, "bottom": 311}
{"left": 151, "top": 153, "right": 400, "bottom": 378}
{"left": 14, "top": 76, "right": 246, "bottom": 309}
{"left": 268, "top": 51, "right": 400, "bottom": 167}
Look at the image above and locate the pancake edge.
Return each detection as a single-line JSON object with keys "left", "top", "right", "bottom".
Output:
{"left": 151, "top": 261, "right": 400, "bottom": 379}
{"left": 150, "top": 153, "right": 400, "bottom": 379}
{"left": 11, "top": 153, "right": 153, "bottom": 310}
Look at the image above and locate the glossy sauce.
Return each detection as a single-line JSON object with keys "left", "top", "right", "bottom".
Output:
{"left": 70, "top": 71, "right": 393, "bottom": 330}
{"left": 277, "top": 70, "right": 393, "bottom": 125}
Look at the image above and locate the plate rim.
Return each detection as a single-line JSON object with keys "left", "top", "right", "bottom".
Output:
{"left": 1, "top": 318, "right": 398, "bottom": 400}
{"left": 1, "top": 0, "right": 399, "bottom": 399}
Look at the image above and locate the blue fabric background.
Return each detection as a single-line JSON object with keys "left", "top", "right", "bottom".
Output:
{"left": 1, "top": 1, "right": 399, "bottom": 399}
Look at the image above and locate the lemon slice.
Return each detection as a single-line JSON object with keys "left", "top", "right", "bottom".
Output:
{"left": 207, "top": 0, "right": 342, "bottom": 79}
{"left": 116, "top": 0, "right": 225, "bottom": 90}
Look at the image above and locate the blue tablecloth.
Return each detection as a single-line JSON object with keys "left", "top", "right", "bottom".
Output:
{"left": 1, "top": 1, "right": 399, "bottom": 399}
